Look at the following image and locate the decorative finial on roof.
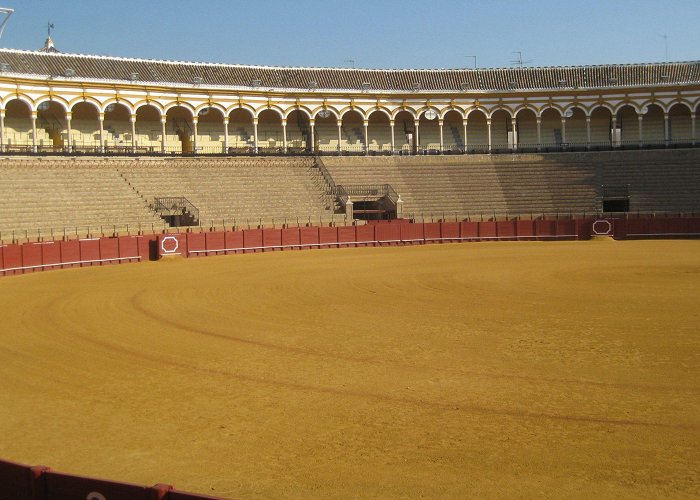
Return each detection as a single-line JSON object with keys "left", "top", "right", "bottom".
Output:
{"left": 39, "top": 21, "right": 58, "bottom": 53}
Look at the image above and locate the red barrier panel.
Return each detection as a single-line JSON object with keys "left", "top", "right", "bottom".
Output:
{"left": 136, "top": 236, "right": 152, "bottom": 261}
{"left": 688, "top": 218, "right": 700, "bottom": 234}
{"left": 299, "top": 227, "right": 320, "bottom": 248}
{"left": 37, "top": 471, "right": 166, "bottom": 500}
{"left": 459, "top": 221, "right": 479, "bottom": 240}
{"left": 21, "top": 242, "right": 43, "bottom": 273}
{"left": 158, "top": 234, "right": 187, "bottom": 258}
{"left": 516, "top": 220, "right": 535, "bottom": 238}
{"left": 205, "top": 232, "right": 226, "bottom": 255}
{"left": 555, "top": 220, "right": 576, "bottom": 239}
{"left": 423, "top": 222, "right": 441, "bottom": 241}
{"left": 318, "top": 226, "right": 338, "bottom": 247}
{"left": 118, "top": 236, "right": 139, "bottom": 262}
{"left": 401, "top": 222, "right": 425, "bottom": 244}
{"left": 440, "top": 222, "right": 460, "bottom": 242}
{"left": 479, "top": 221, "right": 497, "bottom": 239}
{"left": 186, "top": 233, "right": 206, "bottom": 257}
{"left": 375, "top": 223, "right": 400, "bottom": 245}
{"left": 243, "top": 229, "right": 263, "bottom": 253}
{"left": 79, "top": 238, "right": 100, "bottom": 266}
{"left": 575, "top": 219, "right": 593, "bottom": 240}
{"left": 224, "top": 230, "right": 244, "bottom": 254}
{"left": 612, "top": 218, "right": 627, "bottom": 239}
{"left": 354, "top": 224, "right": 375, "bottom": 247}
{"left": 535, "top": 220, "right": 556, "bottom": 239}
{"left": 337, "top": 226, "right": 356, "bottom": 247}
{"left": 496, "top": 221, "right": 516, "bottom": 239}
{"left": 41, "top": 241, "right": 62, "bottom": 270}
{"left": 625, "top": 218, "right": 649, "bottom": 236}
{"left": 0, "top": 459, "right": 35, "bottom": 500}
{"left": 281, "top": 227, "right": 301, "bottom": 249}
{"left": 666, "top": 217, "right": 689, "bottom": 234}
{"left": 99, "top": 237, "right": 120, "bottom": 265}
{"left": 262, "top": 228, "right": 282, "bottom": 251}
{"left": 60, "top": 240, "right": 81, "bottom": 268}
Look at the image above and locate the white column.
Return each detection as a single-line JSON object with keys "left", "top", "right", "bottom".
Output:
{"left": 337, "top": 119, "right": 342, "bottom": 154}
{"left": 691, "top": 113, "right": 696, "bottom": 147}
{"left": 390, "top": 120, "right": 395, "bottom": 153}
{"left": 560, "top": 117, "right": 566, "bottom": 148}
{"left": 486, "top": 117, "right": 492, "bottom": 153}
{"left": 414, "top": 120, "right": 420, "bottom": 154}
{"left": 439, "top": 119, "right": 444, "bottom": 153}
{"left": 66, "top": 112, "right": 73, "bottom": 152}
{"left": 611, "top": 115, "right": 617, "bottom": 148}
{"left": 160, "top": 117, "right": 167, "bottom": 154}
{"left": 586, "top": 116, "right": 591, "bottom": 150}
{"left": 130, "top": 114, "right": 136, "bottom": 153}
{"left": 192, "top": 117, "right": 198, "bottom": 154}
{"left": 363, "top": 120, "right": 369, "bottom": 155}
{"left": 31, "top": 112, "right": 37, "bottom": 153}
{"left": 638, "top": 114, "right": 643, "bottom": 148}
{"left": 309, "top": 118, "right": 315, "bottom": 154}
{"left": 536, "top": 116, "right": 542, "bottom": 151}
{"left": 663, "top": 112, "right": 669, "bottom": 146}
{"left": 253, "top": 119, "right": 259, "bottom": 153}
{"left": 281, "top": 119, "right": 287, "bottom": 153}
{"left": 99, "top": 113, "right": 105, "bottom": 153}
{"left": 223, "top": 118, "right": 229, "bottom": 153}
{"left": 463, "top": 119, "right": 468, "bottom": 153}
{"left": 0, "top": 110, "right": 5, "bottom": 152}
{"left": 511, "top": 117, "right": 517, "bottom": 151}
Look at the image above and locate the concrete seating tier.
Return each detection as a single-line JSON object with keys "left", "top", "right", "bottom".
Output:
{"left": 321, "top": 149, "right": 700, "bottom": 216}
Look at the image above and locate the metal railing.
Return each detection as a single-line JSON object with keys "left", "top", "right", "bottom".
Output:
{"left": 153, "top": 196, "right": 200, "bottom": 222}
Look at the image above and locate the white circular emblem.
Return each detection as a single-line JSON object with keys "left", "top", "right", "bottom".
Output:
{"left": 161, "top": 236, "right": 180, "bottom": 254}
{"left": 592, "top": 220, "right": 612, "bottom": 235}
{"left": 87, "top": 493, "right": 106, "bottom": 500}
{"left": 424, "top": 109, "right": 438, "bottom": 120}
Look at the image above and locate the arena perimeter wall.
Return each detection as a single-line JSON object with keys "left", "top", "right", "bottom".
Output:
{"left": 1, "top": 217, "right": 699, "bottom": 277}
{"left": 0, "top": 458, "right": 223, "bottom": 500}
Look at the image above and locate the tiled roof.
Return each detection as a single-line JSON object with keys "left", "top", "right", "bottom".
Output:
{"left": 0, "top": 48, "right": 698, "bottom": 92}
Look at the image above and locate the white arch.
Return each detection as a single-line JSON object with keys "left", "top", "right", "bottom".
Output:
{"left": 339, "top": 107, "right": 366, "bottom": 120}
{"left": 34, "top": 96, "right": 69, "bottom": 113}
{"left": 465, "top": 107, "right": 488, "bottom": 120}
{"left": 255, "top": 106, "right": 284, "bottom": 120}
{"left": 134, "top": 101, "right": 164, "bottom": 115}
{"left": 366, "top": 107, "right": 392, "bottom": 121}
{"left": 101, "top": 99, "right": 135, "bottom": 114}
{"left": 488, "top": 107, "right": 513, "bottom": 120}
{"left": 311, "top": 106, "right": 340, "bottom": 120}
{"left": 226, "top": 105, "right": 255, "bottom": 119}
{"left": 164, "top": 101, "right": 195, "bottom": 116}
{"left": 441, "top": 107, "right": 465, "bottom": 120}
{"left": 391, "top": 107, "right": 417, "bottom": 120}
{"left": 284, "top": 106, "right": 312, "bottom": 120}
{"left": 194, "top": 102, "right": 226, "bottom": 118}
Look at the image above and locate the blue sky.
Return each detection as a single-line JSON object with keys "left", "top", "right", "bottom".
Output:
{"left": 0, "top": 0, "right": 697, "bottom": 69}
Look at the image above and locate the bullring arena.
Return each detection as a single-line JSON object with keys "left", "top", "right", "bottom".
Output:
{"left": 0, "top": 31, "right": 699, "bottom": 500}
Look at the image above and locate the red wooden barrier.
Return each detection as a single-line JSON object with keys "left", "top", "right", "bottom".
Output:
{"left": 136, "top": 236, "right": 152, "bottom": 261}
{"left": 299, "top": 226, "right": 320, "bottom": 248}
{"left": 666, "top": 217, "right": 689, "bottom": 234}
{"left": 625, "top": 218, "right": 649, "bottom": 236}
{"left": 99, "top": 237, "right": 120, "bottom": 265}
{"left": 496, "top": 221, "right": 516, "bottom": 239}
{"left": 205, "top": 232, "right": 226, "bottom": 256}
{"left": 243, "top": 229, "right": 263, "bottom": 253}
{"left": 158, "top": 234, "right": 187, "bottom": 257}
{"left": 21, "top": 242, "right": 43, "bottom": 273}
{"left": 479, "top": 221, "right": 497, "bottom": 239}
{"left": 423, "top": 222, "right": 441, "bottom": 242}
{"left": 575, "top": 219, "right": 593, "bottom": 240}
{"left": 36, "top": 471, "right": 169, "bottom": 500}
{"left": 281, "top": 227, "right": 301, "bottom": 250}
{"left": 688, "top": 218, "right": 700, "bottom": 234}
{"left": 224, "top": 230, "right": 244, "bottom": 254}
{"left": 318, "top": 226, "right": 338, "bottom": 247}
{"left": 262, "top": 228, "right": 282, "bottom": 251}
{"left": 354, "top": 224, "right": 375, "bottom": 247}
{"left": 79, "top": 238, "right": 100, "bottom": 266}
{"left": 40, "top": 241, "right": 62, "bottom": 270}
{"left": 535, "top": 220, "right": 556, "bottom": 240}
{"left": 375, "top": 224, "right": 400, "bottom": 245}
{"left": 118, "top": 236, "right": 139, "bottom": 263}
{"left": 459, "top": 221, "right": 479, "bottom": 240}
{"left": 60, "top": 240, "right": 81, "bottom": 269}
{"left": 337, "top": 226, "right": 356, "bottom": 247}
{"left": 186, "top": 233, "right": 206, "bottom": 257}
{"left": 401, "top": 222, "right": 424, "bottom": 244}
{"left": 555, "top": 220, "right": 576, "bottom": 239}
{"left": 516, "top": 220, "right": 535, "bottom": 238}
{"left": 440, "top": 222, "right": 460, "bottom": 242}
{"left": 0, "top": 459, "right": 35, "bottom": 500}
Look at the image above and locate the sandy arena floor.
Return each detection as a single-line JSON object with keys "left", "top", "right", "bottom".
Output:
{"left": 0, "top": 240, "right": 698, "bottom": 499}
